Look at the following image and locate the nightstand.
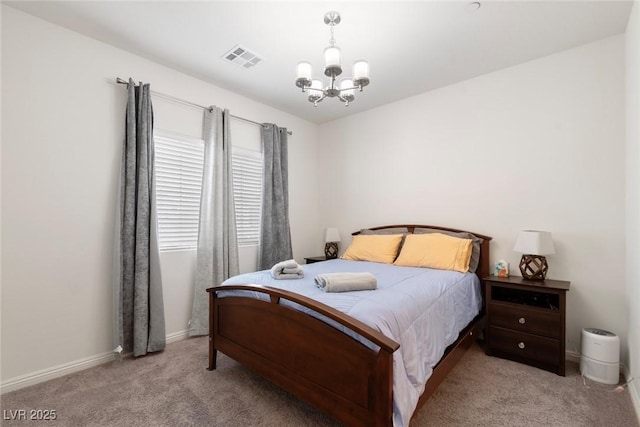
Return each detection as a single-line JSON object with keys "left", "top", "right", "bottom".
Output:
{"left": 304, "top": 256, "right": 328, "bottom": 264}
{"left": 484, "top": 275, "right": 570, "bottom": 376}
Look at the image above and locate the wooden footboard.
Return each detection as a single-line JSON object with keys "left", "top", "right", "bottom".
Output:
{"left": 208, "top": 284, "right": 400, "bottom": 427}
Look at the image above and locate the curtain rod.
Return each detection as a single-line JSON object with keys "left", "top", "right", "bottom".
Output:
{"left": 116, "top": 78, "right": 292, "bottom": 135}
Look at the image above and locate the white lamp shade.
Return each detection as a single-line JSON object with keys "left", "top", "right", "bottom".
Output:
{"left": 513, "top": 230, "right": 555, "bottom": 255}
{"left": 324, "top": 46, "right": 342, "bottom": 68}
{"left": 310, "top": 79, "right": 323, "bottom": 91}
{"left": 296, "top": 61, "right": 312, "bottom": 80}
{"left": 353, "top": 60, "right": 370, "bottom": 80}
{"left": 340, "top": 78, "right": 354, "bottom": 96}
{"left": 324, "top": 227, "right": 341, "bottom": 243}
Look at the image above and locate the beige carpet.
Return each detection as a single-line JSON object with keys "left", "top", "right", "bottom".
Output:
{"left": 1, "top": 336, "right": 637, "bottom": 426}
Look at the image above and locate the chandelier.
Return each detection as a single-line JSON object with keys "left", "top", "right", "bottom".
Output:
{"left": 295, "top": 11, "right": 370, "bottom": 107}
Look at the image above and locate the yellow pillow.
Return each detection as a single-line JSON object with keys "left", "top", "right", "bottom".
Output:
{"left": 394, "top": 233, "right": 473, "bottom": 273}
{"left": 341, "top": 234, "right": 404, "bottom": 264}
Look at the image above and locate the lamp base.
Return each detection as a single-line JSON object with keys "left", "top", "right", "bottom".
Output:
{"left": 324, "top": 242, "right": 338, "bottom": 259}
{"left": 519, "top": 254, "right": 548, "bottom": 280}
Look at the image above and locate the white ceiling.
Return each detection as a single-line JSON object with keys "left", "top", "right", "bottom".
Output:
{"left": 5, "top": 1, "right": 634, "bottom": 124}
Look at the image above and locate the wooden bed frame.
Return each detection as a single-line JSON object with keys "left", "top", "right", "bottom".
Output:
{"left": 207, "top": 225, "right": 491, "bottom": 426}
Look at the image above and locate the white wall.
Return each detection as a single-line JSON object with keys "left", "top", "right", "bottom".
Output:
{"left": 625, "top": 0, "right": 640, "bottom": 418}
{"left": 0, "top": 6, "right": 320, "bottom": 386}
{"left": 318, "top": 36, "right": 627, "bottom": 364}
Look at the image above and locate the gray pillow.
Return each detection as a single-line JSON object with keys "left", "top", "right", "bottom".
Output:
{"left": 413, "top": 228, "right": 482, "bottom": 273}
{"left": 360, "top": 227, "right": 409, "bottom": 235}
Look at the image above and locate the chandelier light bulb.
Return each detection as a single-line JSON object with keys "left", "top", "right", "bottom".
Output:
{"left": 295, "top": 61, "right": 313, "bottom": 90}
{"left": 353, "top": 60, "right": 369, "bottom": 80}
{"left": 353, "top": 60, "right": 370, "bottom": 88}
{"left": 310, "top": 79, "right": 323, "bottom": 91}
{"left": 324, "top": 46, "right": 342, "bottom": 77}
{"left": 340, "top": 78, "right": 355, "bottom": 106}
{"left": 297, "top": 62, "right": 312, "bottom": 80}
{"left": 340, "top": 78, "right": 354, "bottom": 96}
{"left": 308, "top": 79, "right": 324, "bottom": 105}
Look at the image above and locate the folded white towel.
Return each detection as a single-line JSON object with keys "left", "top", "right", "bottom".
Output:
{"left": 270, "top": 259, "right": 304, "bottom": 280}
{"left": 282, "top": 266, "right": 303, "bottom": 274}
{"left": 272, "top": 259, "right": 298, "bottom": 270}
{"left": 314, "top": 272, "right": 377, "bottom": 293}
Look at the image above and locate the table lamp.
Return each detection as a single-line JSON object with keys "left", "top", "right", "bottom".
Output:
{"left": 513, "top": 230, "right": 555, "bottom": 280}
{"left": 324, "top": 228, "right": 341, "bottom": 259}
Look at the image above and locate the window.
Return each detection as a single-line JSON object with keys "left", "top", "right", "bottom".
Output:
{"left": 154, "top": 130, "right": 262, "bottom": 251}
{"left": 154, "top": 130, "right": 204, "bottom": 251}
{"left": 232, "top": 148, "right": 263, "bottom": 246}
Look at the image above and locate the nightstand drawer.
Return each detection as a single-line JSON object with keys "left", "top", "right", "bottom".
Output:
{"left": 489, "top": 303, "right": 560, "bottom": 339}
{"left": 489, "top": 326, "right": 560, "bottom": 367}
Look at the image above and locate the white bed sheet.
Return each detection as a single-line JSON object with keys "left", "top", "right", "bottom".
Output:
{"left": 220, "top": 259, "right": 482, "bottom": 427}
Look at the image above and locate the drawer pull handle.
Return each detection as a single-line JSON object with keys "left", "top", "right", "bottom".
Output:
{"left": 518, "top": 317, "right": 526, "bottom": 325}
{"left": 518, "top": 342, "right": 526, "bottom": 350}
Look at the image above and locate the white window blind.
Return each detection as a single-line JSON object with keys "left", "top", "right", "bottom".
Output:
{"left": 232, "top": 148, "right": 263, "bottom": 246}
{"left": 154, "top": 130, "right": 204, "bottom": 251}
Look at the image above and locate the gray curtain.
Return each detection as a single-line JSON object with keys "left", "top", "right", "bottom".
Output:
{"left": 190, "top": 107, "right": 239, "bottom": 336}
{"left": 114, "top": 78, "right": 166, "bottom": 358}
{"left": 259, "top": 124, "right": 292, "bottom": 270}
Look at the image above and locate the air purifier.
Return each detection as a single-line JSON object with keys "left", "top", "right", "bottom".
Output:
{"left": 580, "top": 328, "right": 620, "bottom": 385}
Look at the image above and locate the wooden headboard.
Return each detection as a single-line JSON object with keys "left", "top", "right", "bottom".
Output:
{"left": 352, "top": 224, "right": 492, "bottom": 280}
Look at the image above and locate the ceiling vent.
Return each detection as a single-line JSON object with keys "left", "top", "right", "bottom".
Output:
{"left": 222, "top": 45, "right": 262, "bottom": 69}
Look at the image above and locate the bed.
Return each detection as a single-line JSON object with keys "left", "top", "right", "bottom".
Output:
{"left": 207, "top": 224, "right": 491, "bottom": 426}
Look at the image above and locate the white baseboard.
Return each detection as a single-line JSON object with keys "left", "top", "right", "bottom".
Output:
{"left": 627, "top": 370, "right": 640, "bottom": 424}
{"left": 566, "top": 349, "right": 581, "bottom": 364}
{"left": 166, "top": 329, "right": 190, "bottom": 344}
{"left": 1, "top": 329, "right": 190, "bottom": 395}
{"left": 0, "top": 351, "right": 116, "bottom": 394}
{"left": 629, "top": 378, "right": 640, "bottom": 423}
{"left": 632, "top": 386, "right": 640, "bottom": 424}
